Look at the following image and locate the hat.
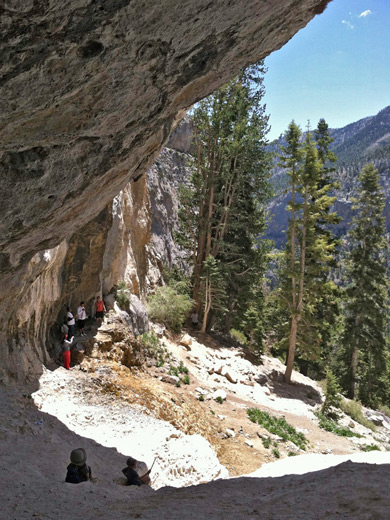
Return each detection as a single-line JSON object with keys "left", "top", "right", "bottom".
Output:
{"left": 64, "top": 335, "right": 68, "bottom": 339}
{"left": 70, "top": 448, "right": 87, "bottom": 466}
{"left": 126, "top": 457, "right": 137, "bottom": 467}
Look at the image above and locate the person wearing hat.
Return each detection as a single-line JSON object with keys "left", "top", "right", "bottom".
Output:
{"left": 65, "top": 448, "right": 92, "bottom": 484}
{"left": 62, "top": 335, "right": 73, "bottom": 370}
{"left": 122, "top": 457, "right": 151, "bottom": 486}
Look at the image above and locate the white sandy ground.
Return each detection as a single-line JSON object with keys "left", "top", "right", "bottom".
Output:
{"left": 32, "top": 366, "right": 228, "bottom": 489}
{"left": 2, "top": 331, "right": 390, "bottom": 519}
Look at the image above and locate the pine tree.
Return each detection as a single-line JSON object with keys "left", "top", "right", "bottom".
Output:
{"left": 279, "top": 123, "right": 339, "bottom": 383}
{"left": 177, "top": 63, "right": 271, "bottom": 333}
{"left": 340, "top": 163, "right": 389, "bottom": 407}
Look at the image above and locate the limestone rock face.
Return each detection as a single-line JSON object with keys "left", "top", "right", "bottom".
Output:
{"left": 0, "top": 0, "right": 331, "bottom": 381}
{"left": 147, "top": 146, "right": 192, "bottom": 270}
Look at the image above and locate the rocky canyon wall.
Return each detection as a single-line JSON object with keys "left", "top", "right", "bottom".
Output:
{"left": 0, "top": 0, "right": 332, "bottom": 382}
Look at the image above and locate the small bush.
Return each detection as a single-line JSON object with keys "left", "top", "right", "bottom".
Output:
{"left": 117, "top": 280, "right": 128, "bottom": 291}
{"left": 147, "top": 286, "right": 193, "bottom": 332}
{"left": 138, "top": 331, "right": 167, "bottom": 366}
{"left": 378, "top": 404, "right": 390, "bottom": 418}
{"left": 116, "top": 290, "right": 130, "bottom": 309}
{"left": 216, "top": 396, "right": 224, "bottom": 405}
{"left": 198, "top": 394, "right": 205, "bottom": 402}
{"left": 272, "top": 447, "right": 280, "bottom": 458}
{"left": 262, "top": 437, "right": 271, "bottom": 449}
{"left": 321, "top": 368, "right": 342, "bottom": 418}
{"left": 315, "top": 412, "right": 362, "bottom": 438}
{"left": 247, "top": 408, "right": 308, "bottom": 450}
{"left": 178, "top": 361, "right": 189, "bottom": 374}
{"left": 288, "top": 451, "right": 297, "bottom": 457}
{"left": 361, "top": 444, "right": 380, "bottom": 452}
{"left": 182, "top": 374, "right": 190, "bottom": 385}
{"left": 230, "top": 328, "right": 248, "bottom": 346}
{"left": 169, "top": 365, "right": 179, "bottom": 377}
{"left": 340, "top": 399, "right": 376, "bottom": 431}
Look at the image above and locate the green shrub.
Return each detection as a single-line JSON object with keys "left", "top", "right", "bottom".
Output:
{"left": 117, "top": 280, "right": 128, "bottom": 291}
{"left": 230, "top": 328, "right": 248, "bottom": 346}
{"left": 216, "top": 396, "right": 224, "bottom": 405}
{"left": 178, "top": 361, "right": 189, "bottom": 374}
{"left": 138, "top": 331, "right": 167, "bottom": 366}
{"left": 116, "top": 290, "right": 130, "bottom": 309}
{"left": 198, "top": 394, "right": 205, "bottom": 402}
{"left": 169, "top": 365, "right": 179, "bottom": 377}
{"left": 340, "top": 399, "right": 376, "bottom": 431}
{"left": 361, "top": 444, "right": 380, "bottom": 452}
{"left": 378, "top": 404, "right": 390, "bottom": 418}
{"left": 288, "top": 451, "right": 297, "bottom": 457}
{"left": 147, "top": 286, "right": 193, "bottom": 332}
{"left": 272, "top": 447, "right": 280, "bottom": 458}
{"left": 315, "top": 412, "right": 362, "bottom": 438}
{"left": 247, "top": 408, "right": 308, "bottom": 450}
{"left": 321, "top": 368, "right": 342, "bottom": 418}
{"left": 182, "top": 374, "right": 190, "bottom": 385}
{"left": 262, "top": 437, "right": 271, "bottom": 449}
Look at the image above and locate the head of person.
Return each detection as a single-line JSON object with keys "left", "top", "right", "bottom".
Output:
{"left": 67, "top": 306, "right": 70, "bottom": 312}
{"left": 70, "top": 448, "right": 87, "bottom": 466}
{"left": 126, "top": 457, "right": 137, "bottom": 469}
{"left": 80, "top": 301, "right": 84, "bottom": 306}
{"left": 96, "top": 296, "right": 101, "bottom": 301}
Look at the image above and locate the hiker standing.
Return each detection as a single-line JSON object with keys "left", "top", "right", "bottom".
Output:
{"left": 65, "top": 448, "right": 92, "bottom": 484}
{"left": 122, "top": 457, "right": 151, "bottom": 486}
{"left": 77, "top": 301, "right": 87, "bottom": 336}
{"left": 95, "top": 296, "right": 106, "bottom": 327}
{"left": 66, "top": 307, "right": 75, "bottom": 338}
{"left": 191, "top": 311, "right": 199, "bottom": 329}
{"left": 62, "top": 335, "right": 73, "bottom": 369}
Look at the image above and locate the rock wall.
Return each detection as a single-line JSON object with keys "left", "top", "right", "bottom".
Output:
{"left": 0, "top": 0, "right": 332, "bottom": 382}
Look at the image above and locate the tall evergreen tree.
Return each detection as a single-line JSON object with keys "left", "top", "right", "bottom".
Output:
{"left": 339, "top": 163, "right": 389, "bottom": 407}
{"left": 278, "top": 122, "right": 339, "bottom": 383}
{"left": 177, "top": 63, "right": 271, "bottom": 337}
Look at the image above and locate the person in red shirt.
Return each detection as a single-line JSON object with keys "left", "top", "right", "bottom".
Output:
{"left": 94, "top": 296, "right": 106, "bottom": 327}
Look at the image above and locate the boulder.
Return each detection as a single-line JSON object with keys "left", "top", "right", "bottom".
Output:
{"left": 255, "top": 374, "right": 269, "bottom": 386}
{"left": 161, "top": 375, "right": 180, "bottom": 386}
{"left": 180, "top": 334, "right": 193, "bottom": 348}
{"left": 129, "top": 295, "right": 149, "bottom": 336}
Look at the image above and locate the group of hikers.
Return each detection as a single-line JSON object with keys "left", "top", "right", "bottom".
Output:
{"left": 61, "top": 296, "right": 106, "bottom": 369}
{"left": 65, "top": 448, "right": 152, "bottom": 486}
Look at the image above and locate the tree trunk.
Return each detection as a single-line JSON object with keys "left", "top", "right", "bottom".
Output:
{"left": 348, "top": 346, "right": 358, "bottom": 399}
{"left": 284, "top": 315, "right": 299, "bottom": 383}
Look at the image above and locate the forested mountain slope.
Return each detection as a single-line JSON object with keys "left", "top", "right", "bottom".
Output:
{"left": 266, "top": 106, "right": 390, "bottom": 246}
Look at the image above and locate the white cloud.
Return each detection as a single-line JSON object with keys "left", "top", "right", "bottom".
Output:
{"left": 359, "top": 10, "right": 372, "bottom": 17}
{"left": 342, "top": 20, "right": 354, "bottom": 30}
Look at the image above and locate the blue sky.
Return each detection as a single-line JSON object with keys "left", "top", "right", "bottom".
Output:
{"left": 263, "top": 0, "right": 390, "bottom": 140}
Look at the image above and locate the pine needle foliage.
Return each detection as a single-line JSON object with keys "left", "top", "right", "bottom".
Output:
{"left": 338, "top": 163, "right": 389, "bottom": 407}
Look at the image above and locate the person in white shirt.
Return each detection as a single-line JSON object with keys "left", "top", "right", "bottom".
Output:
{"left": 77, "top": 301, "right": 87, "bottom": 336}
{"left": 66, "top": 307, "right": 75, "bottom": 338}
